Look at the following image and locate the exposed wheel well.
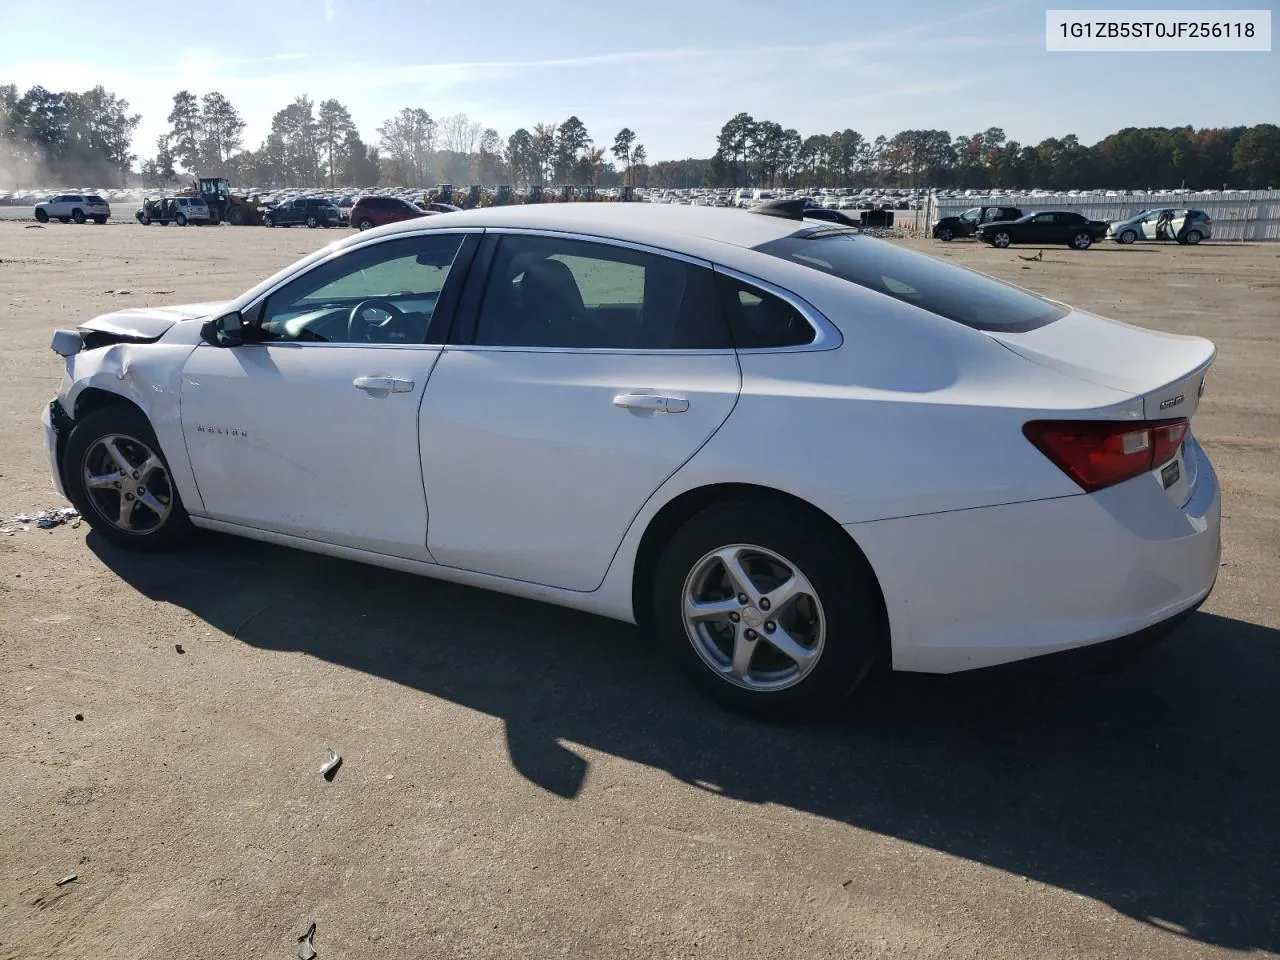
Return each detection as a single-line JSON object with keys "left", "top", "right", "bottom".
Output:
{"left": 55, "top": 390, "right": 148, "bottom": 489}
{"left": 630, "top": 482, "right": 890, "bottom": 663}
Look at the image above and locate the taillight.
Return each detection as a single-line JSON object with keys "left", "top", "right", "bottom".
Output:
{"left": 1023, "top": 419, "right": 1188, "bottom": 492}
{"left": 1203, "top": 218, "right": 1213, "bottom": 225}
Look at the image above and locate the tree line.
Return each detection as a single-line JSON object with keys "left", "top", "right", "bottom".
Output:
{"left": 3, "top": 82, "right": 1278, "bottom": 191}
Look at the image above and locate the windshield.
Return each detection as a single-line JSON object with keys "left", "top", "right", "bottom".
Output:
{"left": 754, "top": 231, "right": 1068, "bottom": 332}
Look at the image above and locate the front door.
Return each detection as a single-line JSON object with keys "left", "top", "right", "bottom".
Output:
{"left": 1026, "top": 213, "right": 1057, "bottom": 243}
{"left": 180, "top": 231, "right": 474, "bottom": 558}
{"left": 419, "top": 232, "right": 741, "bottom": 591}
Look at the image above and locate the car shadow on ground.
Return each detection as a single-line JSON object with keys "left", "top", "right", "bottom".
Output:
{"left": 89, "top": 531, "right": 1280, "bottom": 954}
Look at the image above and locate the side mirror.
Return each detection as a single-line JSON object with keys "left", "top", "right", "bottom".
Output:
{"left": 201, "top": 310, "right": 246, "bottom": 348}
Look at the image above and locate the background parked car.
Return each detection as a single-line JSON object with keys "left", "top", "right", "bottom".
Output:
{"left": 932, "top": 206, "right": 1023, "bottom": 241}
{"left": 262, "top": 197, "right": 345, "bottom": 228}
{"left": 1108, "top": 209, "right": 1213, "bottom": 245}
{"left": 976, "top": 211, "right": 1110, "bottom": 249}
{"left": 350, "top": 195, "right": 432, "bottom": 230}
{"left": 34, "top": 194, "right": 110, "bottom": 224}
{"left": 136, "top": 197, "right": 212, "bottom": 226}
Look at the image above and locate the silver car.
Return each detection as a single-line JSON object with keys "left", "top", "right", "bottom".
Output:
{"left": 1108, "top": 209, "right": 1213, "bottom": 245}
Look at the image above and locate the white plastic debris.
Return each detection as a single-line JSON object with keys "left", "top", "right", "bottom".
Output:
{"left": 3, "top": 507, "right": 80, "bottom": 532}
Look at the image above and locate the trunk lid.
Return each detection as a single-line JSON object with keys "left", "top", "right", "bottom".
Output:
{"left": 989, "top": 308, "right": 1214, "bottom": 506}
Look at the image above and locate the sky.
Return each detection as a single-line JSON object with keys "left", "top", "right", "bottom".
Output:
{"left": 4, "top": 0, "right": 1277, "bottom": 163}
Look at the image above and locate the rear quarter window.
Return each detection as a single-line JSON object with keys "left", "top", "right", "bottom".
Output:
{"left": 753, "top": 231, "right": 1067, "bottom": 333}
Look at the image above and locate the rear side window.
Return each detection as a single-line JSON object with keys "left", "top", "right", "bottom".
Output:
{"left": 754, "top": 231, "right": 1067, "bottom": 332}
{"left": 715, "top": 274, "right": 815, "bottom": 348}
{"left": 474, "top": 234, "right": 729, "bottom": 350}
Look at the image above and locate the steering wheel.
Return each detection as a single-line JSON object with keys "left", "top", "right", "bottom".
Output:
{"left": 347, "top": 298, "right": 407, "bottom": 343}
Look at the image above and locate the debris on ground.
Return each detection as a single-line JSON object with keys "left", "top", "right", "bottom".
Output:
{"left": 25, "top": 224, "right": 45, "bottom": 229}
{"left": 174, "top": 644, "right": 185, "bottom": 655}
{"left": 2, "top": 507, "right": 80, "bottom": 532}
{"left": 55, "top": 873, "right": 77, "bottom": 886}
{"left": 297, "top": 921, "right": 318, "bottom": 959}
{"left": 74, "top": 714, "right": 84, "bottom": 721}
{"left": 319, "top": 749, "right": 342, "bottom": 782}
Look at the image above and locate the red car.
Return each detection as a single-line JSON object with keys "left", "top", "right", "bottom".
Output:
{"left": 349, "top": 196, "right": 433, "bottom": 230}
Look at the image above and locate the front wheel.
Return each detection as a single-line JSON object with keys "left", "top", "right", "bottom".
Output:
{"left": 227, "top": 206, "right": 247, "bottom": 226}
{"left": 175, "top": 213, "right": 188, "bottom": 226}
{"left": 358, "top": 218, "right": 374, "bottom": 230}
{"left": 1069, "top": 231, "right": 1092, "bottom": 250}
{"left": 263, "top": 214, "right": 275, "bottom": 227}
{"left": 990, "top": 230, "right": 1012, "bottom": 248}
{"left": 306, "top": 215, "right": 318, "bottom": 228}
{"left": 1117, "top": 229, "right": 1137, "bottom": 244}
{"left": 936, "top": 226, "right": 954, "bottom": 241}
{"left": 61, "top": 406, "right": 194, "bottom": 552}
{"left": 93, "top": 216, "right": 107, "bottom": 225}
{"left": 652, "top": 498, "right": 884, "bottom": 718}
{"left": 35, "top": 208, "right": 49, "bottom": 222}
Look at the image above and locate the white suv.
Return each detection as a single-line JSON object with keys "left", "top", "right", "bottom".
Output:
{"left": 35, "top": 194, "right": 111, "bottom": 224}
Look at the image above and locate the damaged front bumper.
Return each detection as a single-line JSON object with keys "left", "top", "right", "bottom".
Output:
{"left": 42, "top": 399, "right": 72, "bottom": 499}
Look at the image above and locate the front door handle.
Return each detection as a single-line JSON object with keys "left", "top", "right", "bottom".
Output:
{"left": 353, "top": 376, "right": 414, "bottom": 393}
{"left": 613, "top": 393, "right": 690, "bottom": 413}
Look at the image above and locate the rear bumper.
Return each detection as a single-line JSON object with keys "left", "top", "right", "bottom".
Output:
{"left": 850, "top": 437, "right": 1221, "bottom": 673}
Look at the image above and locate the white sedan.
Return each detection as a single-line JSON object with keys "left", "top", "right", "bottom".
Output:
{"left": 42, "top": 203, "right": 1221, "bottom": 716}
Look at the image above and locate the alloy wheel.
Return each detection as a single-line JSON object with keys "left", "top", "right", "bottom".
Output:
{"left": 81, "top": 434, "right": 174, "bottom": 535}
{"left": 681, "top": 543, "right": 826, "bottom": 692}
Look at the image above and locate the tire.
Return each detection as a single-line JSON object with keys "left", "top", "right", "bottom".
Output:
{"left": 990, "top": 230, "right": 1012, "bottom": 248}
{"left": 1184, "top": 229, "right": 1202, "bottom": 245}
{"left": 137, "top": 213, "right": 150, "bottom": 225}
{"left": 263, "top": 214, "right": 275, "bottom": 228}
{"left": 175, "top": 213, "right": 188, "bottom": 226}
{"left": 58, "top": 217, "right": 71, "bottom": 223}
{"left": 93, "top": 216, "right": 107, "bottom": 225}
{"left": 71, "top": 209, "right": 86, "bottom": 224}
{"left": 936, "top": 226, "right": 954, "bottom": 241}
{"left": 1117, "top": 229, "right": 1137, "bottom": 244}
{"left": 35, "top": 208, "right": 49, "bottom": 222}
{"left": 306, "top": 215, "right": 318, "bottom": 228}
{"left": 61, "top": 405, "right": 194, "bottom": 552}
{"left": 652, "top": 498, "right": 884, "bottom": 718}
{"left": 1069, "top": 231, "right": 1092, "bottom": 250}
{"left": 208, "top": 211, "right": 221, "bottom": 226}
{"left": 358, "top": 218, "right": 374, "bottom": 230}
{"left": 227, "top": 206, "right": 247, "bottom": 226}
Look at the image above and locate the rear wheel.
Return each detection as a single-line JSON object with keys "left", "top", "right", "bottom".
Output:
{"left": 652, "top": 498, "right": 884, "bottom": 718}
{"left": 991, "top": 230, "right": 1012, "bottom": 248}
{"left": 71, "top": 209, "right": 86, "bottom": 224}
{"left": 175, "top": 213, "right": 188, "bottom": 226}
{"left": 137, "top": 213, "right": 150, "bottom": 225}
{"left": 1184, "top": 229, "right": 1203, "bottom": 245}
{"left": 936, "top": 226, "right": 954, "bottom": 241}
{"left": 358, "top": 217, "right": 374, "bottom": 230}
{"left": 35, "top": 208, "right": 49, "bottom": 222}
{"left": 1117, "top": 229, "right": 1137, "bottom": 244}
{"left": 94, "top": 216, "right": 107, "bottom": 225}
{"left": 62, "top": 406, "right": 193, "bottom": 552}
{"left": 1069, "top": 231, "right": 1092, "bottom": 250}
{"left": 263, "top": 214, "right": 275, "bottom": 227}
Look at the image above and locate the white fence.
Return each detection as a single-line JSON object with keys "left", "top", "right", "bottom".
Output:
{"left": 909, "top": 191, "right": 1280, "bottom": 241}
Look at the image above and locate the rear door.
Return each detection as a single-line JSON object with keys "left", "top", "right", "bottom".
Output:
{"left": 418, "top": 231, "right": 741, "bottom": 591}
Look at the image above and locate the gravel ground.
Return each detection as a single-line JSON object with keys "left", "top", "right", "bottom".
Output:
{"left": 1, "top": 222, "right": 1277, "bottom": 960}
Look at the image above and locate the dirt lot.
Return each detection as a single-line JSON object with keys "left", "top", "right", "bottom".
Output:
{"left": 1, "top": 221, "right": 1277, "bottom": 960}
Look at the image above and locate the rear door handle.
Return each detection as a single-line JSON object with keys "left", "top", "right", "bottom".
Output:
{"left": 353, "top": 376, "right": 414, "bottom": 393}
{"left": 613, "top": 393, "right": 689, "bottom": 413}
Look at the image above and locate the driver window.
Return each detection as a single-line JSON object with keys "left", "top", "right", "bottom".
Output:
{"left": 257, "top": 233, "right": 465, "bottom": 344}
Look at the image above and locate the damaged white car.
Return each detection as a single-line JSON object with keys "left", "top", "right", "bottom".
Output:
{"left": 43, "top": 202, "right": 1221, "bottom": 716}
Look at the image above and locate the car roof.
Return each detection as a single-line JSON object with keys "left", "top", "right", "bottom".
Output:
{"left": 342, "top": 203, "right": 806, "bottom": 260}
